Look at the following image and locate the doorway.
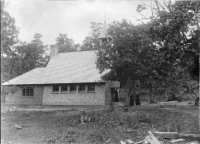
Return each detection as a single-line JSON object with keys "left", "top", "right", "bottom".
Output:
{"left": 110, "top": 88, "right": 119, "bottom": 102}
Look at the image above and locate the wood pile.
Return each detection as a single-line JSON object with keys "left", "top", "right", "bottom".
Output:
{"left": 121, "top": 131, "right": 200, "bottom": 144}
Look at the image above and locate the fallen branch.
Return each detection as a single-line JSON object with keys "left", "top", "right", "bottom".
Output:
{"left": 105, "top": 138, "right": 111, "bottom": 143}
{"left": 154, "top": 131, "right": 200, "bottom": 141}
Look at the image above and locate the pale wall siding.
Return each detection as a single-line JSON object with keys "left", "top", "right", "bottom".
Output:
{"left": 42, "top": 84, "right": 106, "bottom": 105}
{"left": 5, "top": 86, "right": 43, "bottom": 105}
{"left": 105, "top": 82, "right": 112, "bottom": 105}
{"left": 105, "top": 81, "right": 120, "bottom": 105}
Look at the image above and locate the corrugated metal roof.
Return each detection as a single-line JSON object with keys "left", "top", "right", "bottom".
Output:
{"left": 2, "top": 68, "right": 45, "bottom": 85}
{"left": 3, "top": 50, "right": 107, "bottom": 85}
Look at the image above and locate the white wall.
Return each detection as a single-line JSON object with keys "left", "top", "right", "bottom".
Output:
{"left": 42, "top": 84, "right": 106, "bottom": 105}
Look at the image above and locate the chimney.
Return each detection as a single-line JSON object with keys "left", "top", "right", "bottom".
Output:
{"left": 50, "top": 45, "right": 58, "bottom": 57}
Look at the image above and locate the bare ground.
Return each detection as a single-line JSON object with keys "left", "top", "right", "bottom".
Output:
{"left": 1, "top": 105, "right": 199, "bottom": 144}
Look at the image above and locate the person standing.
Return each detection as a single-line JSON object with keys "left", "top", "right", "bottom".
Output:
{"left": 135, "top": 94, "right": 141, "bottom": 105}
{"left": 130, "top": 94, "right": 135, "bottom": 106}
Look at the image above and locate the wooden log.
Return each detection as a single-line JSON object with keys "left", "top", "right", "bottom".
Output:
{"left": 179, "top": 133, "right": 200, "bottom": 141}
{"left": 154, "top": 131, "right": 179, "bottom": 139}
{"left": 170, "top": 138, "right": 186, "bottom": 144}
{"left": 186, "top": 141, "right": 200, "bottom": 144}
{"left": 154, "top": 131, "right": 200, "bottom": 141}
{"left": 158, "top": 101, "right": 178, "bottom": 106}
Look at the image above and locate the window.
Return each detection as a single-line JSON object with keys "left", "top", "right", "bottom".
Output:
{"left": 61, "top": 85, "right": 68, "bottom": 92}
{"left": 22, "top": 87, "right": 34, "bottom": 96}
{"left": 69, "top": 84, "right": 76, "bottom": 92}
{"left": 78, "top": 84, "right": 85, "bottom": 92}
{"left": 88, "top": 84, "right": 95, "bottom": 92}
{"left": 52, "top": 85, "right": 59, "bottom": 92}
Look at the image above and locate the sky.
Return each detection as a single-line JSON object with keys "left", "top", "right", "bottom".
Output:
{"left": 4, "top": 0, "right": 155, "bottom": 46}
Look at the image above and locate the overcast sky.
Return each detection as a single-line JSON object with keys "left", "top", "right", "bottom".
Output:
{"left": 5, "top": 0, "right": 155, "bottom": 46}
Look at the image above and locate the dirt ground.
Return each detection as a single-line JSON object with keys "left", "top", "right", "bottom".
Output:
{"left": 1, "top": 105, "right": 199, "bottom": 144}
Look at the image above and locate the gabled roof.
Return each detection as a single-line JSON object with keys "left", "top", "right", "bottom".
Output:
{"left": 2, "top": 68, "right": 45, "bottom": 85}
{"left": 3, "top": 51, "right": 107, "bottom": 85}
{"left": 41, "top": 50, "right": 106, "bottom": 84}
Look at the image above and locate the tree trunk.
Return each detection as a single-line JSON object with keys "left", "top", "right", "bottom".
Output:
{"left": 149, "top": 83, "right": 154, "bottom": 103}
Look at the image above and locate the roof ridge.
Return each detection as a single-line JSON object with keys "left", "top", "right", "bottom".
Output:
{"left": 58, "top": 50, "right": 97, "bottom": 54}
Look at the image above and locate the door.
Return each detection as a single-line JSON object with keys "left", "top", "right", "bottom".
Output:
{"left": 110, "top": 88, "right": 119, "bottom": 102}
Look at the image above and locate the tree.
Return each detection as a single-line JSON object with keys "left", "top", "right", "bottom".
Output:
{"left": 81, "top": 22, "right": 102, "bottom": 51}
{"left": 15, "top": 34, "right": 49, "bottom": 75}
{"left": 1, "top": 1, "right": 19, "bottom": 56}
{"left": 137, "top": 0, "right": 200, "bottom": 102}
{"left": 32, "top": 33, "right": 43, "bottom": 46}
{"left": 55, "top": 33, "right": 76, "bottom": 53}
{"left": 96, "top": 1, "right": 200, "bottom": 105}
{"left": 96, "top": 20, "right": 155, "bottom": 105}
{"left": 1, "top": 1, "right": 19, "bottom": 82}
{"left": 1, "top": 1, "right": 20, "bottom": 102}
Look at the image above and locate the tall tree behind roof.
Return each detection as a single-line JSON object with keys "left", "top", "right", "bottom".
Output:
{"left": 1, "top": 1, "right": 20, "bottom": 82}
{"left": 81, "top": 22, "right": 102, "bottom": 51}
{"left": 13, "top": 34, "right": 49, "bottom": 76}
{"left": 1, "top": 1, "right": 19, "bottom": 56}
{"left": 55, "top": 33, "right": 76, "bottom": 53}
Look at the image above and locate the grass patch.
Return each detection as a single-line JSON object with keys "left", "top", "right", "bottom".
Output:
{"left": 1, "top": 106, "right": 199, "bottom": 144}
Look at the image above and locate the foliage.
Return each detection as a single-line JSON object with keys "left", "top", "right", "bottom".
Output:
{"left": 1, "top": 2, "right": 49, "bottom": 83}
{"left": 1, "top": 1, "right": 19, "bottom": 82}
{"left": 1, "top": 1, "right": 48, "bottom": 100}
{"left": 15, "top": 34, "right": 49, "bottom": 75}
{"left": 140, "top": 0, "right": 200, "bottom": 100}
{"left": 148, "top": 0, "right": 199, "bottom": 80}
{"left": 96, "top": 1, "right": 200, "bottom": 104}
{"left": 96, "top": 20, "right": 156, "bottom": 104}
{"left": 1, "top": 1, "right": 19, "bottom": 56}
{"left": 55, "top": 33, "right": 76, "bottom": 53}
{"left": 1, "top": 85, "right": 18, "bottom": 102}
{"left": 81, "top": 22, "right": 102, "bottom": 51}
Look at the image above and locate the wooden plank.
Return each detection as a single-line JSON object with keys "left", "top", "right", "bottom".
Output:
{"left": 186, "top": 141, "right": 200, "bottom": 144}
{"left": 134, "top": 140, "right": 147, "bottom": 144}
{"left": 154, "top": 131, "right": 200, "bottom": 141}
{"left": 158, "top": 101, "right": 178, "bottom": 106}
{"left": 154, "top": 131, "right": 179, "bottom": 139}
{"left": 145, "top": 135, "right": 154, "bottom": 144}
{"left": 126, "top": 140, "right": 134, "bottom": 144}
{"left": 170, "top": 138, "right": 186, "bottom": 144}
{"left": 179, "top": 133, "right": 200, "bottom": 141}
{"left": 121, "top": 141, "right": 126, "bottom": 144}
{"left": 145, "top": 131, "right": 161, "bottom": 144}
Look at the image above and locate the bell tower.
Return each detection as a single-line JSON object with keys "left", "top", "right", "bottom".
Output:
{"left": 98, "top": 20, "right": 112, "bottom": 46}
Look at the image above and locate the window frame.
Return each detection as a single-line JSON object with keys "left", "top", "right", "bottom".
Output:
{"left": 52, "top": 85, "right": 59, "bottom": 93}
{"left": 61, "top": 84, "right": 68, "bottom": 93}
{"left": 22, "top": 87, "right": 34, "bottom": 97}
{"left": 87, "top": 84, "right": 95, "bottom": 92}
{"left": 69, "top": 84, "right": 77, "bottom": 93}
{"left": 78, "top": 84, "right": 86, "bottom": 93}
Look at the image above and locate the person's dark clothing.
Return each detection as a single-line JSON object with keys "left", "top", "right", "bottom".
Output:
{"left": 130, "top": 95, "right": 134, "bottom": 106}
{"left": 114, "top": 90, "right": 119, "bottom": 102}
{"left": 135, "top": 95, "right": 141, "bottom": 105}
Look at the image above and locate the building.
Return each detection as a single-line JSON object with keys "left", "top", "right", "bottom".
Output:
{"left": 2, "top": 21, "right": 121, "bottom": 107}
